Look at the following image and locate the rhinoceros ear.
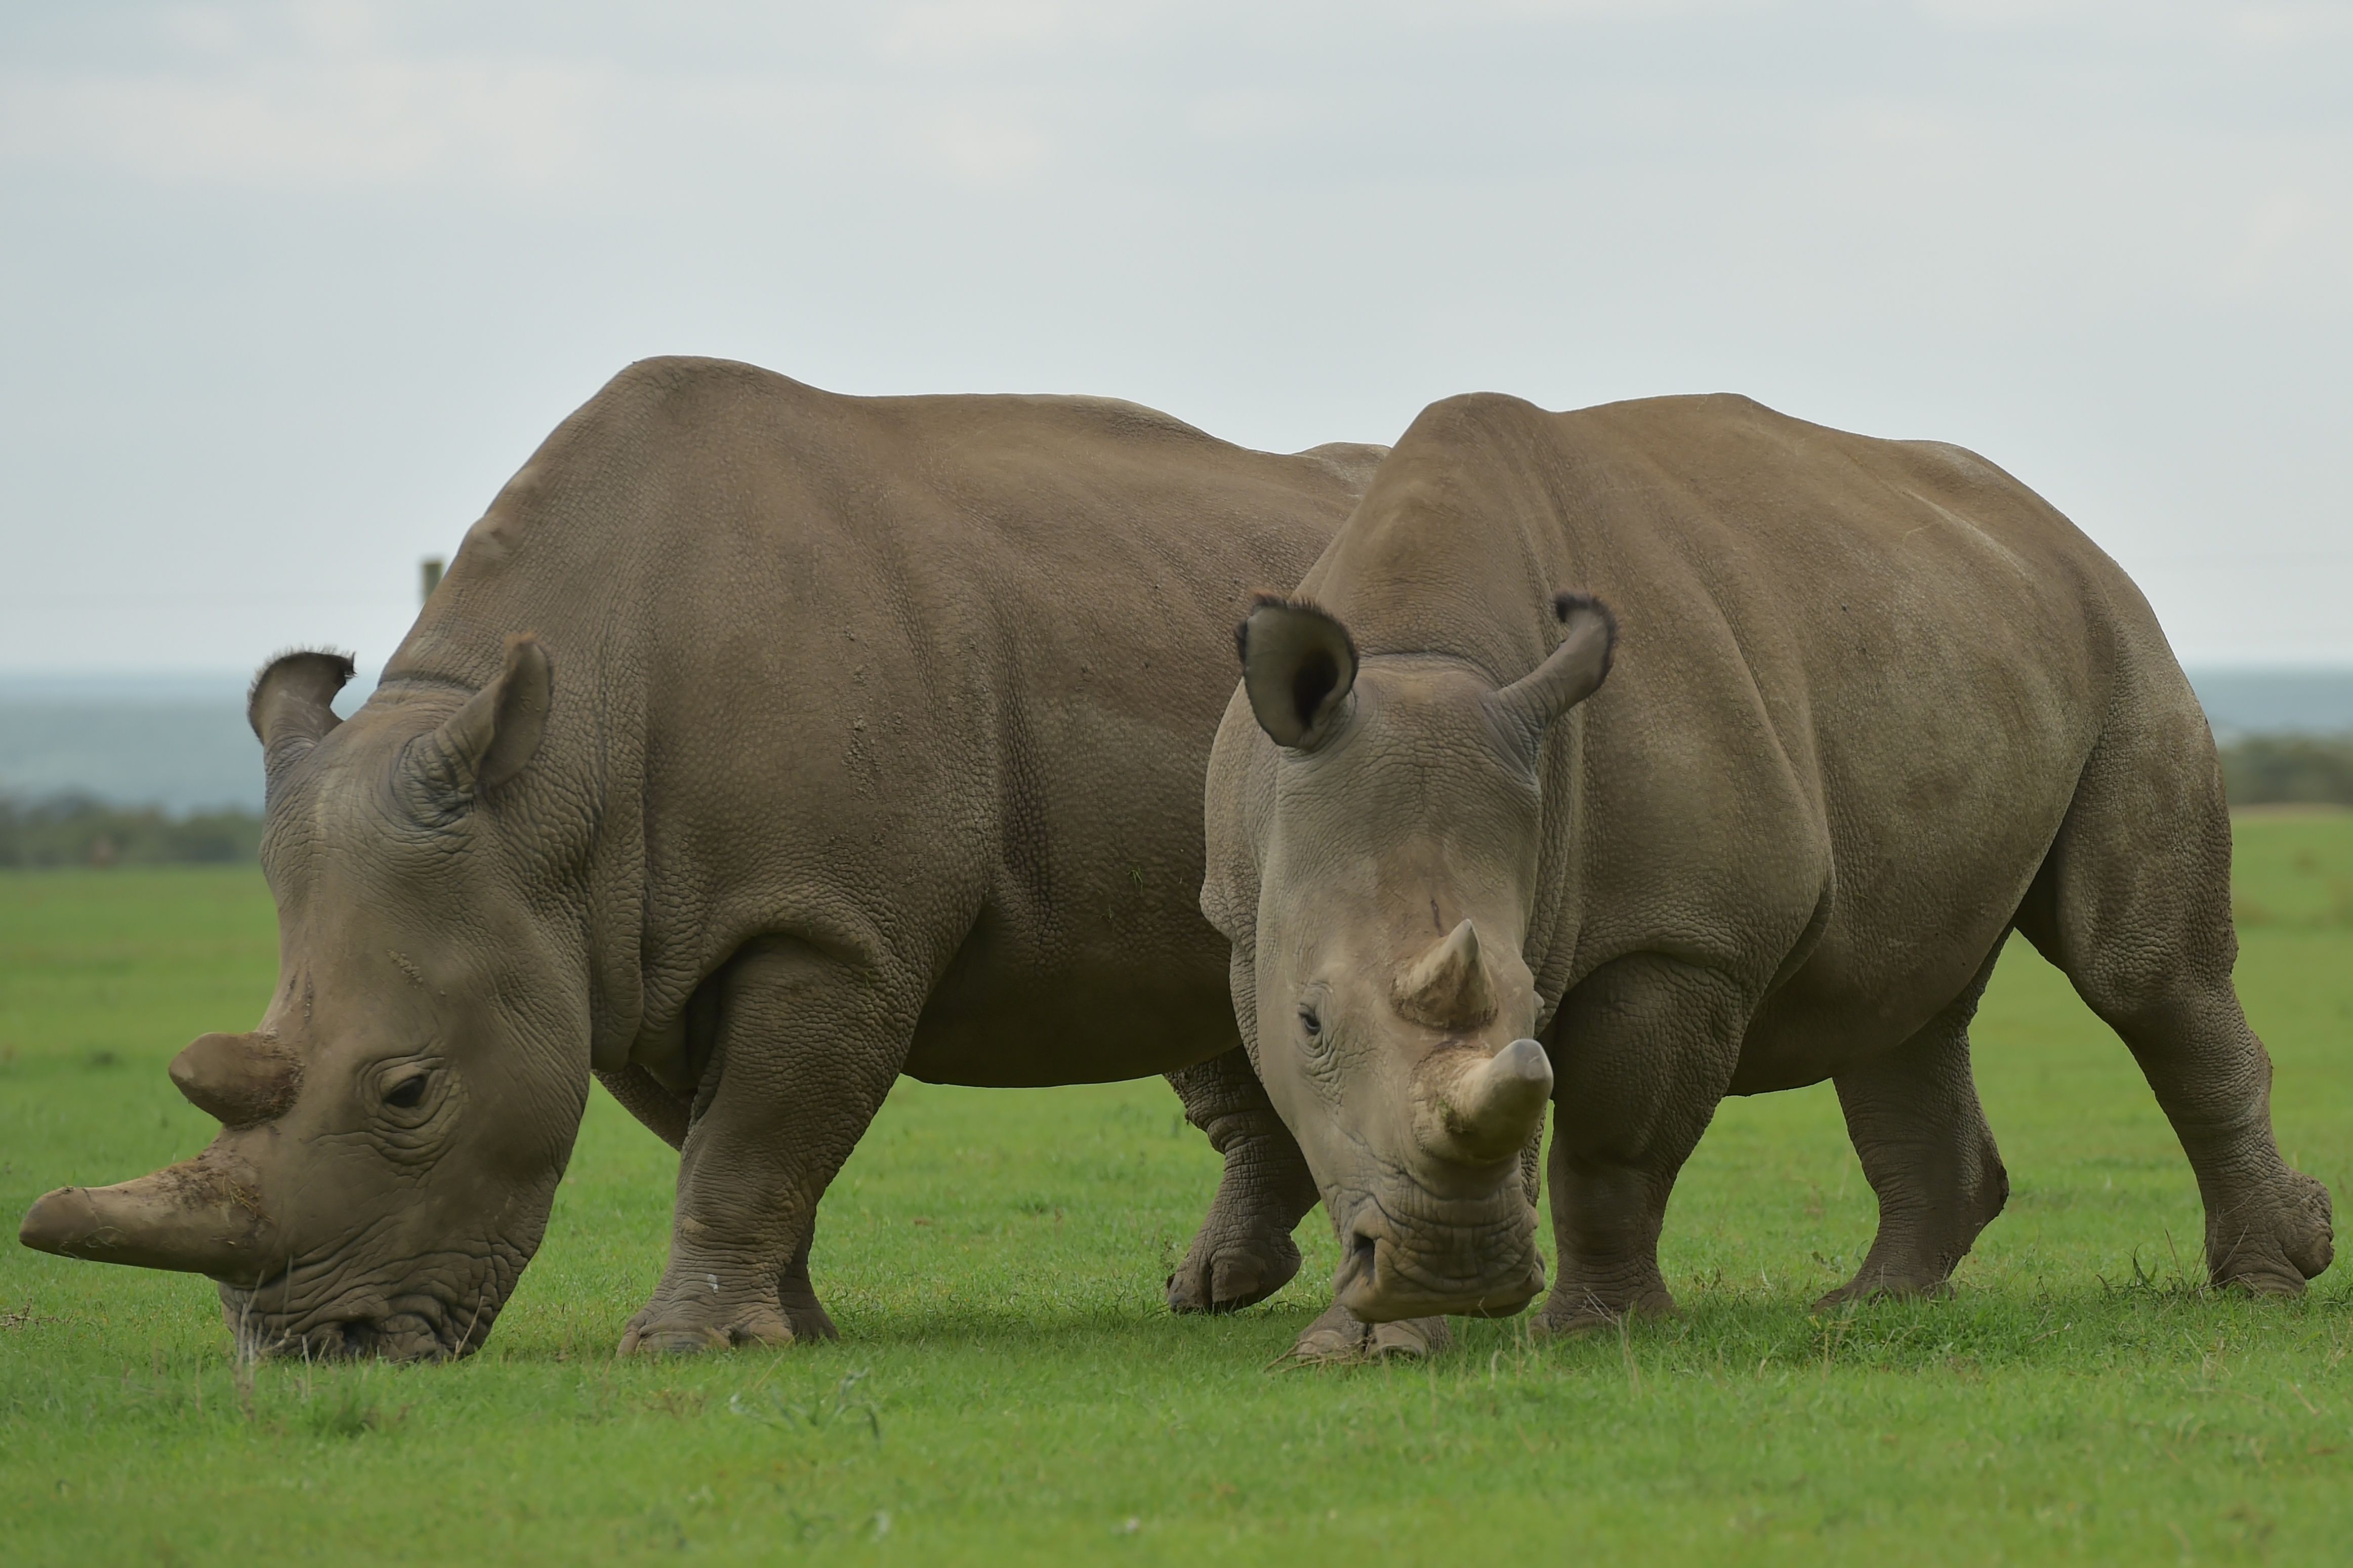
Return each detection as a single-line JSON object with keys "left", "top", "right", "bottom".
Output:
{"left": 399, "top": 635, "right": 553, "bottom": 822}
{"left": 1238, "top": 595, "right": 1357, "bottom": 750}
{"left": 1487, "top": 591, "right": 1616, "bottom": 754}
{"left": 249, "top": 648, "right": 356, "bottom": 792}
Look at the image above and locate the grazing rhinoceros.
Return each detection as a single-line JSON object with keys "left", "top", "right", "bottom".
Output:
{"left": 1207, "top": 390, "right": 2333, "bottom": 1361}
{"left": 19, "top": 356, "right": 1373, "bottom": 1358}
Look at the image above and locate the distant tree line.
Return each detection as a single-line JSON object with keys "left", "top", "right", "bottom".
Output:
{"left": 2218, "top": 735, "right": 2353, "bottom": 810}
{"left": 0, "top": 794, "right": 263, "bottom": 868}
{"left": 2, "top": 731, "right": 2349, "bottom": 868}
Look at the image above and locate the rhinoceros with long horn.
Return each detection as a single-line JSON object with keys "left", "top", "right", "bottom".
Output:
{"left": 1206, "top": 390, "right": 2333, "bottom": 1362}
{"left": 19, "top": 356, "right": 1378, "bottom": 1359}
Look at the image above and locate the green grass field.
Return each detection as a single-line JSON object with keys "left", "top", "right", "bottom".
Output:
{"left": 5, "top": 816, "right": 2351, "bottom": 1564}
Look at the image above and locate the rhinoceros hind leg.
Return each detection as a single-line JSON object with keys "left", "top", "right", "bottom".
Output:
{"left": 2015, "top": 701, "right": 2334, "bottom": 1296}
{"left": 1818, "top": 950, "right": 2009, "bottom": 1309}
{"left": 1278, "top": 1302, "right": 1450, "bottom": 1364}
{"left": 1166, "top": 1047, "right": 1318, "bottom": 1314}
{"left": 615, "top": 939, "right": 906, "bottom": 1357}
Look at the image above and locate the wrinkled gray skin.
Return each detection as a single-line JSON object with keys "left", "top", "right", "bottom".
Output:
{"left": 19, "top": 357, "right": 1369, "bottom": 1359}
{"left": 1206, "top": 391, "right": 2333, "bottom": 1355}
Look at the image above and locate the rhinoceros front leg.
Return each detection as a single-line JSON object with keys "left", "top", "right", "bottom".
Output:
{"left": 618, "top": 940, "right": 909, "bottom": 1354}
{"left": 1534, "top": 952, "right": 1750, "bottom": 1338}
{"left": 1165, "top": 1045, "right": 1318, "bottom": 1314}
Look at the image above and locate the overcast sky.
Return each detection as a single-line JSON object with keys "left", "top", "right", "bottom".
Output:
{"left": 2, "top": 1, "right": 2347, "bottom": 674}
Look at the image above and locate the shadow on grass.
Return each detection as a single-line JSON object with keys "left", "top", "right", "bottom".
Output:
{"left": 459, "top": 1265, "right": 2353, "bottom": 1391}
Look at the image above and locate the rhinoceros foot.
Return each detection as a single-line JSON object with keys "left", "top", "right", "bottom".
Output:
{"left": 2211, "top": 1166, "right": 2334, "bottom": 1297}
{"left": 1367, "top": 1315, "right": 1452, "bottom": 1359}
{"left": 616, "top": 1300, "right": 797, "bottom": 1356}
{"left": 1276, "top": 1302, "right": 1451, "bottom": 1366}
{"left": 1812, "top": 1275, "right": 1955, "bottom": 1312}
{"left": 1167, "top": 1223, "right": 1302, "bottom": 1315}
{"left": 1529, "top": 1282, "right": 1675, "bottom": 1341}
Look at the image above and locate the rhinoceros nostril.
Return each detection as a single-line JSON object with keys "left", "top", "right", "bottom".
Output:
{"left": 1350, "top": 1232, "right": 1377, "bottom": 1277}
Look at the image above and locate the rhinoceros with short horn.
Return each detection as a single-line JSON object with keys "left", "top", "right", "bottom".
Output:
{"left": 19, "top": 357, "right": 1374, "bottom": 1358}
{"left": 1205, "top": 390, "right": 2333, "bottom": 1361}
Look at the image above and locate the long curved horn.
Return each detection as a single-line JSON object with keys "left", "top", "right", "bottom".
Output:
{"left": 18, "top": 1160, "right": 280, "bottom": 1286}
{"left": 171, "top": 1033, "right": 302, "bottom": 1127}
{"left": 1393, "top": 919, "right": 1499, "bottom": 1029}
{"left": 1414, "top": 1038, "right": 1554, "bottom": 1166}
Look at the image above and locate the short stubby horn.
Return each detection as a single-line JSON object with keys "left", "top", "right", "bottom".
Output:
{"left": 170, "top": 1032, "right": 302, "bottom": 1127}
{"left": 1414, "top": 1038, "right": 1555, "bottom": 1166}
{"left": 1393, "top": 919, "right": 1499, "bottom": 1030}
{"left": 20, "top": 1159, "right": 281, "bottom": 1285}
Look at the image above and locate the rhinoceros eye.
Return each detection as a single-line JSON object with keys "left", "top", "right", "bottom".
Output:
{"left": 1298, "top": 1007, "right": 1322, "bottom": 1039}
{"left": 384, "top": 1074, "right": 430, "bottom": 1110}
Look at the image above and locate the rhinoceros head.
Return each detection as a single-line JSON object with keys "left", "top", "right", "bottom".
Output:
{"left": 1216, "top": 590, "right": 1614, "bottom": 1322}
{"left": 18, "top": 637, "right": 588, "bottom": 1360}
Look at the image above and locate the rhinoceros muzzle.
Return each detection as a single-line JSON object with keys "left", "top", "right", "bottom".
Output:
{"left": 1332, "top": 1153, "right": 1549, "bottom": 1322}
{"left": 1323, "top": 1023, "right": 1555, "bottom": 1322}
{"left": 221, "top": 1287, "right": 481, "bottom": 1363}
{"left": 1334, "top": 1209, "right": 1547, "bottom": 1322}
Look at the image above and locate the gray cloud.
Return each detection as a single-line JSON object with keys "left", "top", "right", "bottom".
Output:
{"left": 2, "top": 0, "right": 2346, "bottom": 670}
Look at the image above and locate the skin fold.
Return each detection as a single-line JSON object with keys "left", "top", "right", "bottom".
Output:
{"left": 1204, "top": 391, "right": 2333, "bottom": 1359}
{"left": 19, "top": 358, "right": 1368, "bottom": 1358}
